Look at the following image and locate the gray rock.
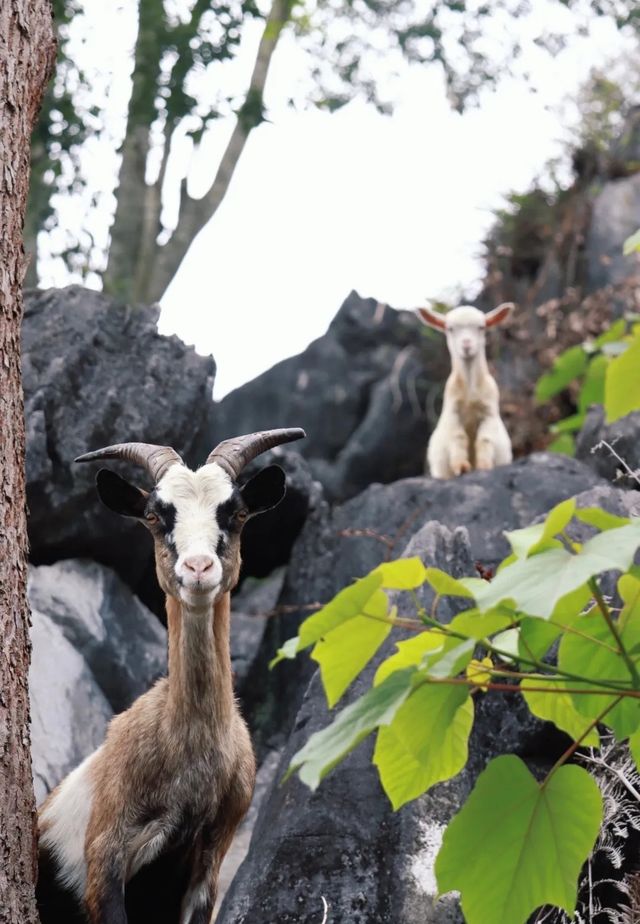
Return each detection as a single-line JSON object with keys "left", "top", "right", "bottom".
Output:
{"left": 28, "top": 559, "right": 166, "bottom": 713}
{"left": 585, "top": 172, "right": 640, "bottom": 292}
{"left": 208, "top": 293, "right": 449, "bottom": 502}
{"left": 30, "top": 609, "right": 112, "bottom": 803}
{"left": 576, "top": 406, "right": 640, "bottom": 488}
{"left": 23, "top": 285, "right": 215, "bottom": 605}
{"left": 231, "top": 570, "right": 286, "bottom": 689}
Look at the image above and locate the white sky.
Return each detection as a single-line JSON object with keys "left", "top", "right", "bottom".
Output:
{"left": 42, "top": 4, "right": 635, "bottom": 398}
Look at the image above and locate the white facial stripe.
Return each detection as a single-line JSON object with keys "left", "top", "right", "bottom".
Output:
{"left": 156, "top": 463, "right": 234, "bottom": 561}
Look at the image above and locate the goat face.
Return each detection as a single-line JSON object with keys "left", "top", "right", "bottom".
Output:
{"left": 417, "top": 302, "right": 514, "bottom": 362}
{"left": 94, "top": 463, "right": 286, "bottom": 607}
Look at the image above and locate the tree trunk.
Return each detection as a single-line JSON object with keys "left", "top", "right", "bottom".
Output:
{"left": 102, "top": 0, "right": 163, "bottom": 301}
{"left": 0, "top": 2, "right": 56, "bottom": 922}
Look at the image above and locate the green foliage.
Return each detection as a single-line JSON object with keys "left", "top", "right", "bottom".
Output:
{"left": 272, "top": 500, "right": 640, "bottom": 923}
{"left": 535, "top": 316, "right": 640, "bottom": 450}
{"left": 435, "top": 757, "right": 603, "bottom": 924}
{"left": 624, "top": 229, "right": 640, "bottom": 255}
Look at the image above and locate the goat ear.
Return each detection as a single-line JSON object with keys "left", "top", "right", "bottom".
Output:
{"left": 485, "top": 302, "right": 514, "bottom": 328}
{"left": 240, "top": 465, "right": 286, "bottom": 517}
{"left": 416, "top": 307, "right": 447, "bottom": 331}
{"left": 96, "top": 469, "right": 149, "bottom": 519}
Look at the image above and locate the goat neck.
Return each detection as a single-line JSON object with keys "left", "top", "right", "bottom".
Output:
{"left": 165, "top": 591, "right": 234, "bottom": 738}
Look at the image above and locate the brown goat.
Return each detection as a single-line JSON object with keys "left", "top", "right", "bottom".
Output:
{"left": 36, "top": 428, "right": 305, "bottom": 924}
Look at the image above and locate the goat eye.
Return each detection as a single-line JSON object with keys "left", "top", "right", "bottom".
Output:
{"left": 145, "top": 513, "right": 159, "bottom": 525}
{"left": 235, "top": 509, "right": 249, "bottom": 524}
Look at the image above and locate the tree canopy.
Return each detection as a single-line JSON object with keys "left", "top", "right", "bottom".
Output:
{"left": 31, "top": 0, "right": 640, "bottom": 303}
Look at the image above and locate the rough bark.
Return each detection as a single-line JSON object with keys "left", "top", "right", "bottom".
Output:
{"left": 0, "top": 2, "right": 56, "bottom": 921}
{"left": 104, "top": 0, "right": 293, "bottom": 305}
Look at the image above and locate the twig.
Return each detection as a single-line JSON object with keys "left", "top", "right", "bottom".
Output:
{"left": 591, "top": 438, "right": 640, "bottom": 488}
{"left": 320, "top": 895, "right": 329, "bottom": 924}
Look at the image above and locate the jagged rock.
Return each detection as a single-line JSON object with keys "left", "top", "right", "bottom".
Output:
{"left": 586, "top": 172, "right": 640, "bottom": 292}
{"left": 230, "top": 570, "right": 286, "bottom": 689}
{"left": 28, "top": 559, "right": 166, "bottom": 713}
{"left": 23, "top": 285, "right": 215, "bottom": 604}
{"left": 208, "top": 293, "right": 449, "bottom": 502}
{"left": 30, "top": 609, "right": 112, "bottom": 804}
{"left": 217, "top": 523, "right": 555, "bottom": 924}
{"left": 576, "top": 406, "right": 640, "bottom": 488}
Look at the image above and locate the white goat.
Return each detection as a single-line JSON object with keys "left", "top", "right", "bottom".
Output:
{"left": 417, "top": 303, "right": 514, "bottom": 479}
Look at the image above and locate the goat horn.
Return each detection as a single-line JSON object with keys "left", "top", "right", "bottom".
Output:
{"left": 206, "top": 428, "right": 306, "bottom": 479}
{"left": 74, "top": 443, "right": 184, "bottom": 483}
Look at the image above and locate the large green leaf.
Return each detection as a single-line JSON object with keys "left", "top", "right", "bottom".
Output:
{"left": 286, "top": 668, "right": 416, "bottom": 788}
{"left": 536, "top": 345, "right": 589, "bottom": 402}
{"left": 312, "top": 607, "right": 391, "bottom": 707}
{"left": 521, "top": 678, "right": 600, "bottom": 747}
{"left": 436, "top": 756, "right": 603, "bottom": 924}
{"left": 298, "top": 572, "right": 383, "bottom": 648}
{"left": 605, "top": 334, "right": 640, "bottom": 423}
{"left": 470, "top": 522, "right": 640, "bottom": 618}
{"left": 374, "top": 684, "right": 473, "bottom": 809}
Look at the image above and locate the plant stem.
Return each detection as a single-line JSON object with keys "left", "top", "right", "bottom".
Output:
{"left": 542, "top": 697, "right": 622, "bottom": 787}
{"left": 589, "top": 577, "right": 640, "bottom": 686}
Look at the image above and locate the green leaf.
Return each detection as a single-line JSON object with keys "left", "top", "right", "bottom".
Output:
{"left": 287, "top": 668, "right": 416, "bottom": 788}
{"left": 577, "top": 353, "right": 607, "bottom": 413}
{"left": 623, "top": 228, "right": 640, "bottom": 255}
{"left": 594, "top": 317, "right": 627, "bottom": 347}
{"left": 269, "top": 635, "right": 300, "bottom": 668}
{"left": 492, "top": 627, "right": 521, "bottom": 662}
{"left": 547, "top": 433, "right": 576, "bottom": 456}
{"left": 519, "top": 618, "right": 561, "bottom": 661}
{"left": 605, "top": 334, "right": 640, "bottom": 423}
{"left": 423, "top": 568, "right": 474, "bottom": 597}
{"left": 450, "top": 606, "right": 513, "bottom": 640}
{"left": 423, "top": 637, "right": 475, "bottom": 678}
{"left": 550, "top": 414, "right": 584, "bottom": 435}
{"left": 521, "top": 678, "right": 600, "bottom": 747}
{"left": 574, "top": 508, "right": 630, "bottom": 531}
{"left": 436, "top": 756, "right": 603, "bottom": 924}
{"left": 312, "top": 609, "right": 391, "bottom": 707}
{"left": 536, "top": 345, "right": 589, "bottom": 402}
{"left": 374, "top": 684, "right": 473, "bottom": 809}
{"left": 629, "top": 727, "right": 640, "bottom": 771}
{"left": 298, "top": 572, "right": 383, "bottom": 648}
{"left": 470, "top": 522, "right": 640, "bottom": 618}
{"left": 506, "top": 498, "right": 576, "bottom": 559}
{"left": 373, "top": 557, "right": 426, "bottom": 589}
{"left": 375, "top": 630, "right": 444, "bottom": 685}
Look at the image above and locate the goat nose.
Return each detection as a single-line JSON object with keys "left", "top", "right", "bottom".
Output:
{"left": 183, "top": 555, "right": 214, "bottom": 580}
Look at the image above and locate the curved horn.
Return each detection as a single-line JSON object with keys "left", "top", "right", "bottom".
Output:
{"left": 74, "top": 443, "right": 184, "bottom": 483}
{"left": 206, "top": 428, "right": 306, "bottom": 480}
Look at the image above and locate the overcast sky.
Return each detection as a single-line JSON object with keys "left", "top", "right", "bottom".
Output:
{"left": 43, "top": 3, "right": 634, "bottom": 398}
